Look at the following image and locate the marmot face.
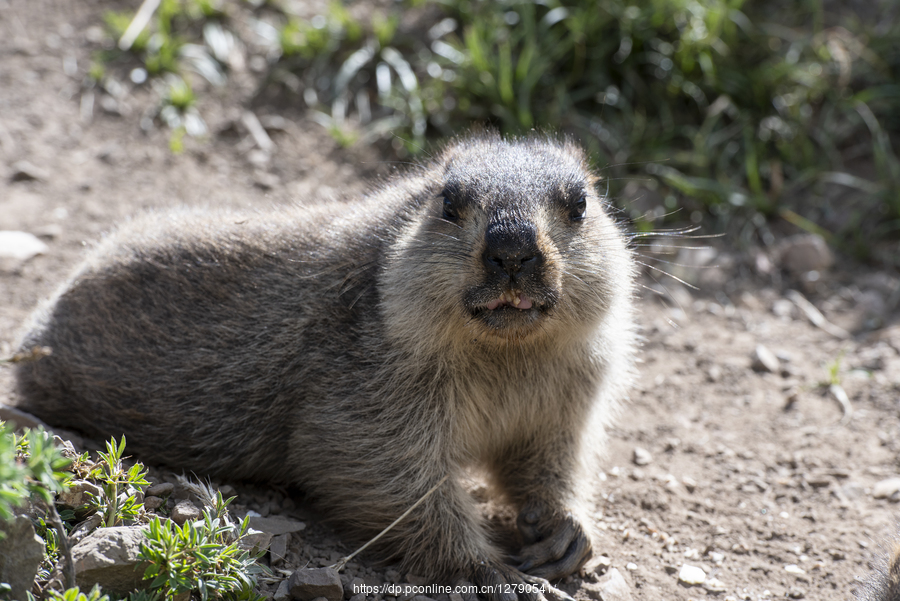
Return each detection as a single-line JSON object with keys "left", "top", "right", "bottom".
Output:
{"left": 391, "top": 135, "right": 627, "bottom": 347}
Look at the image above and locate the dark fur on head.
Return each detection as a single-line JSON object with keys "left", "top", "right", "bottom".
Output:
{"left": 14, "top": 131, "right": 636, "bottom": 596}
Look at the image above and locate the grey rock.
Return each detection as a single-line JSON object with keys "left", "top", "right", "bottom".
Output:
{"left": 583, "top": 567, "right": 632, "bottom": 601}
{"left": 0, "top": 403, "right": 47, "bottom": 430}
{"left": 275, "top": 579, "right": 291, "bottom": 601}
{"left": 10, "top": 160, "right": 50, "bottom": 182}
{"left": 143, "top": 495, "right": 165, "bottom": 510}
{"left": 678, "top": 564, "right": 706, "bottom": 585}
{"left": 241, "top": 528, "right": 273, "bottom": 554}
{"left": 343, "top": 576, "right": 365, "bottom": 599}
{"left": 248, "top": 515, "right": 306, "bottom": 536}
{"left": 71, "top": 526, "right": 148, "bottom": 595}
{"left": 171, "top": 500, "right": 201, "bottom": 525}
{"left": 703, "top": 577, "right": 727, "bottom": 593}
{"left": 0, "top": 230, "right": 49, "bottom": 261}
{"left": 253, "top": 170, "right": 281, "bottom": 190}
{"left": 146, "top": 482, "right": 175, "bottom": 497}
{"left": 58, "top": 480, "right": 103, "bottom": 507}
{"left": 772, "top": 298, "right": 795, "bottom": 319}
{"left": 270, "top": 533, "right": 290, "bottom": 565}
{"left": 68, "top": 513, "right": 103, "bottom": 546}
{"left": 779, "top": 234, "right": 834, "bottom": 273}
{"left": 873, "top": 478, "right": 900, "bottom": 499}
{"left": 751, "top": 345, "right": 780, "bottom": 373}
{"left": 0, "top": 514, "right": 45, "bottom": 600}
{"left": 33, "top": 224, "right": 63, "bottom": 240}
{"left": 632, "top": 447, "right": 652, "bottom": 466}
{"left": 288, "top": 567, "right": 343, "bottom": 601}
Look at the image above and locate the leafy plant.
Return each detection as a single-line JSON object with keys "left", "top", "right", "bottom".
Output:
{"left": 1, "top": 421, "right": 266, "bottom": 599}
{"left": 47, "top": 585, "right": 111, "bottom": 601}
{"left": 824, "top": 351, "right": 846, "bottom": 387}
{"left": 34, "top": 515, "right": 61, "bottom": 580}
{"left": 88, "top": 435, "right": 150, "bottom": 528}
{"left": 139, "top": 503, "right": 265, "bottom": 601}
{"left": 0, "top": 423, "right": 72, "bottom": 523}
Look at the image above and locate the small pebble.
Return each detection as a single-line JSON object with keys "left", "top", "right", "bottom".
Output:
{"left": 590, "top": 567, "right": 632, "bottom": 601}
{"left": 872, "top": 478, "right": 900, "bottom": 499}
{"left": 57, "top": 480, "right": 102, "bottom": 507}
{"left": 274, "top": 579, "right": 290, "bottom": 601}
{"left": 288, "top": 567, "right": 344, "bottom": 601}
{"left": 146, "top": 482, "right": 175, "bottom": 497}
{"left": 704, "top": 577, "right": 727, "bottom": 592}
{"left": 751, "top": 344, "right": 780, "bottom": 373}
{"left": 10, "top": 160, "right": 49, "bottom": 182}
{"left": 0, "top": 231, "right": 49, "bottom": 261}
{"left": 785, "top": 564, "right": 806, "bottom": 575}
{"left": 772, "top": 299, "right": 794, "bottom": 318}
{"left": 779, "top": 234, "right": 834, "bottom": 273}
{"left": 633, "top": 447, "right": 652, "bottom": 466}
{"left": 682, "top": 476, "right": 697, "bottom": 493}
{"left": 171, "top": 500, "right": 201, "bottom": 525}
{"left": 678, "top": 564, "right": 706, "bottom": 585}
{"left": 143, "top": 495, "right": 165, "bottom": 510}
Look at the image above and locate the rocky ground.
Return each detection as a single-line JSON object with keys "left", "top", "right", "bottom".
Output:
{"left": 2, "top": 0, "right": 900, "bottom": 600}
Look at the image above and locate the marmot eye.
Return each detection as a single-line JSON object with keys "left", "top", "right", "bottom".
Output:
{"left": 570, "top": 195, "right": 587, "bottom": 221}
{"left": 442, "top": 196, "right": 458, "bottom": 222}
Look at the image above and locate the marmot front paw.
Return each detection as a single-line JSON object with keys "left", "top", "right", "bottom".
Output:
{"left": 512, "top": 500, "right": 592, "bottom": 580}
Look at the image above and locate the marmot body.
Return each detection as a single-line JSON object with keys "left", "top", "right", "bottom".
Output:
{"left": 14, "top": 133, "right": 636, "bottom": 593}
{"left": 857, "top": 540, "right": 900, "bottom": 601}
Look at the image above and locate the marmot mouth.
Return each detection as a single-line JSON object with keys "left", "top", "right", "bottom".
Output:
{"left": 468, "top": 291, "right": 551, "bottom": 329}
{"left": 484, "top": 292, "right": 533, "bottom": 311}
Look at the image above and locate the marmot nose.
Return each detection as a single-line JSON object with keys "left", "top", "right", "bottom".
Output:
{"left": 483, "top": 222, "right": 542, "bottom": 280}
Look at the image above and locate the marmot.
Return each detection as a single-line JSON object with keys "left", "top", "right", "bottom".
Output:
{"left": 13, "top": 132, "right": 636, "bottom": 595}
{"left": 857, "top": 539, "right": 900, "bottom": 601}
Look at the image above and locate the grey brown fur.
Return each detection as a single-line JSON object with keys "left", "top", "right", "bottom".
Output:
{"left": 857, "top": 540, "right": 900, "bottom": 601}
{"left": 14, "top": 133, "right": 636, "bottom": 594}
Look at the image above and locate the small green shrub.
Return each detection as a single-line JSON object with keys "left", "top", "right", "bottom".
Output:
{"left": 0, "top": 423, "right": 71, "bottom": 523}
{"left": 88, "top": 436, "right": 150, "bottom": 528}
{"left": 47, "top": 585, "right": 111, "bottom": 601}
{"left": 139, "top": 497, "right": 265, "bottom": 601}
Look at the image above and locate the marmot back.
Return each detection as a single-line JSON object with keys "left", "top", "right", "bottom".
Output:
{"left": 14, "top": 132, "right": 636, "bottom": 596}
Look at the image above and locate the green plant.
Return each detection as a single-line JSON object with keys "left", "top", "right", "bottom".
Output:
{"left": 0, "top": 423, "right": 72, "bottom": 523}
{"left": 47, "top": 585, "right": 111, "bottom": 601}
{"left": 825, "top": 351, "right": 845, "bottom": 387}
{"left": 139, "top": 502, "right": 265, "bottom": 601}
{"left": 3, "top": 422, "right": 266, "bottom": 599}
{"left": 165, "top": 77, "right": 196, "bottom": 110}
{"left": 34, "top": 515, "right": 61, "bottom": 580}
{"left": 127, "top": 590, "right": 164, "bottom": 601}
{"left": 88, "top": 436, "right": 150, "bottom": 528}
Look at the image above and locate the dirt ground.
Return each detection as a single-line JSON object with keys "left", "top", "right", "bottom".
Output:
{"left": 2, "top": 0, "right": 900, "bottom": 600}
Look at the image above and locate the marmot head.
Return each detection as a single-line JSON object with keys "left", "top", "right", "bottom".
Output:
{"left": 382, "top": 132, "right": 633, "bottom": 352}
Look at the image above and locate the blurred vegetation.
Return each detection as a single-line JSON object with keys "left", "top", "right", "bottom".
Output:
{"left": 93, "top": 0, "right": 900, "bottom": 259}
